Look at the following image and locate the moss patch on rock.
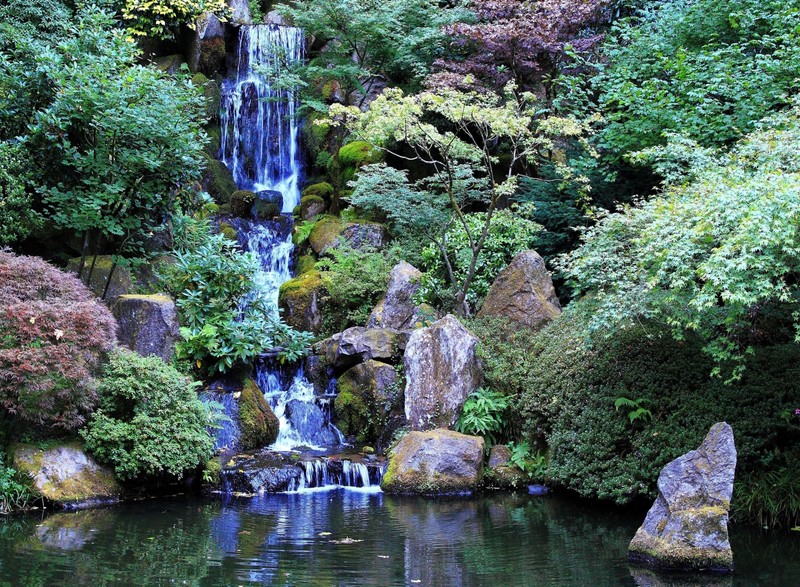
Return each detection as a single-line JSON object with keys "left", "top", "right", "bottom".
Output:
{"left": 278, "top": 271, "right": 327, "bottom": 333}
{"left": 302, "top": 182, "right": 334, "bottom": 201}
{"left": 238, "top": 379, "right": 279, "bottom": 450}
{"left": 230, "top": 190, "right": 256, "bottom": 218}
{"left": 309, "top": 215, "right": 345, "bottom": 255}
{"left": 219, "top": 222, "right": 238, "bottom": 242}
{"left": 201, "top": 153, "right": 236, "bottom": 204}
{"left": 296, "top": 254, "right": 317, "bottom": 275}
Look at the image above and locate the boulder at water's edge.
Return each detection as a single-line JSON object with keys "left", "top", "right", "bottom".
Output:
{"left": 381, "top": 429, "right": 484, "bottom": 495}
{"left": 628, "top": 422, "right": 737, "bottom": 573}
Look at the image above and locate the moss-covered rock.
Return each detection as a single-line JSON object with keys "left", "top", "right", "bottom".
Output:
{"left": 484, "top": 445, "right": 527, "bottom": 489}
{"left": 12, "top": 443, "right": 121, "bottom": 507}
{"left": 66, "top": 255, "right": 134, "bottom": 301}
{"left": 309, "top": 215, "right": 345, "bottom": 256}
{"left": 230, "top": 190, "right": 257, "bottom": 218}
{"left": 204, "top": 124, "right": 222, "bottom": 158}
{"left": 296, "top": 254, "right": 317, "bottom": 275}
{"left": 219, "top": 222, "right": 238, "bottom": 242}
{"left": 278, "top": 271, "right": 327, "bottom": 334}
{"left": 338, "top": 141, "right": 382, "bottom": 184}
{"left": 334, "top": 360, "right": 400, "bottom": 444}
{"left": 238, "top": 379, "right": 280, "bottom": 450}
{"left": 299, "top": 195, "right": 327, "bottom": 220}
{"left": 253, "top": 191, "right": 283, "bottom": 219}
{"left": 302, "top": 182, "right": 335, "bottom": 201}
{"left": 201, "top": 153, "right": 237, "bottom": 204}
{"left": 153, "top": 54, "right": 186, "bottom": 75}
{"left": 381, "top": 429, "right": 485, "bottom": 495}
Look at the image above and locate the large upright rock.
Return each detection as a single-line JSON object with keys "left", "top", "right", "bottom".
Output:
{"left": 381, "top": 429, "right": 484, "bottom": 495}
{"left": 477, "top": 250, "right": 561, "bottom": 328}
{"left": 112, "top": 294, "right": 180, "bottom": 362}
{"left": 12, "top": 443, "right": 121, "bottom": 509}
{"left": 403, "top": 315, "right": 482, "bottom": 431}
{"left": 227, "top": 0, "right": 253, "bottom": 24}
{"left": 66, "top": 256, "right": 134, "bottom": 301}
{"left": 278, "top": 271, "right": 326, "bottom": 334}
{"left": 186, "top": 13, "right": 226, "bottom": 75}
{"left": 628, "top": 423, "right": 737, "bottom": 573}
{"left": 334, "top": 360, "right": 401, "bottom": 444}
{"left": 367, "top": 261, "right": 431, "bottom": 330}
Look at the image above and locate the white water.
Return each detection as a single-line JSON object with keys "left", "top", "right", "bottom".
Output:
{"left": 220, "top": 25, "right": 343, "bottom": 452}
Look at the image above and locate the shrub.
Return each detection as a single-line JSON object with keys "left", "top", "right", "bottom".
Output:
{"left": 471, "top": 308, "right": 800, "bottom": 526}
{"left": 160, "top": 224, "right": 313, "bottom": 375}
{"left": 0, "top": 463, "right": 33, "bottom": 514}
{"left": 316, "top": 245, "right": 391, "bottom": 334}
{"left": 0, "top": 251, "right": 117, "bottom": 430}
{"left": 80, "top": 348, "right": 217, "bottom": 480}
{"left": 455, "top": 388, "right": 510, "bottom": 447}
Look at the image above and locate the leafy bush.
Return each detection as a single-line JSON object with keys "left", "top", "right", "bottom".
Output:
{"left": 455, "top": 388, "right": 510, "bottom": 446}
{"left": 114, "top": 0, "right": 229, "bottom": 40}
{"left": 470, "top": 309, "right": 800, "bottom": 527}
{"left": 0, "top": 463, "right": 33, "bottom": 514}
{"left": 420, "top": 209, "right": 542, "bottom": 312}
{"left": 160, "top": 222, "right": 312, "bottom": 375}
{"left": 562, "top": 104, "right": 800, "bottom": 376}
{"left": 0, "top": 142, "right": 40, "bottom": 246}
{"left": 0, "top": 251, "right": 117, "bottom": 430}
{"left": 596, "top": 0, "right": 800, "bottom": 158}
{"left": 316, "top": 245, "right": 391, "bottom": 334}
{"left": 80, "top": 349, "right": 217, "bottom": 480}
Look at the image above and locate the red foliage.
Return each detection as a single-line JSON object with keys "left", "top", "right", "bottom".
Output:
{"left": 0, "top": 251, "right": 117, "bottom": 430}
{"left": 429, "top": 0, "right": 608, "bottom": 94}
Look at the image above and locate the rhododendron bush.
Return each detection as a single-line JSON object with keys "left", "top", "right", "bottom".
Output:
{"left": 0, "top": 251, "right": 117, "bottom": 430}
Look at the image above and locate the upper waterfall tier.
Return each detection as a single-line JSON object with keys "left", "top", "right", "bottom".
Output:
{"left": 220, "top": 25, "right": 305, "bottom": 212}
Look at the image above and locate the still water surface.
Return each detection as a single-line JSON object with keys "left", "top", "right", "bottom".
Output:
{"left": 0, "top": 490, "right": 796, "bottom": 586}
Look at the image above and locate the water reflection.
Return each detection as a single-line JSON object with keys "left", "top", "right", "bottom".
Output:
{"left": 0, "top": 492, "right": 796, "bottom": 586}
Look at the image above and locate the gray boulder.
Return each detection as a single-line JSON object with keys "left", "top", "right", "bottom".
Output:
{"left": 477, "top": 250, "right": 561, "bottom": 328}
{"left": 322, "top": 326, "right": 405, "bottom": 371}
{"left": 12, "top": 443, "right": 121, "bottom": 508}
{"left": 381, "top": 429, "right": 484, "bottom": 495}
{"left": 367, "top": 261, "right": 433, "bottom": 330}
{"left": 227, "top": 0, "right": 253, "bottom": 24}
{"left": 628, "top": 422, "right": 737, "bottom": 573}
{"left": 403, "top": 315, "right": 483, "bottom": 431}
{"left": 339, "top": 222, "right": 387, "bottom": 252}
{"left": 187, "top": 13, "right": 226, "bottom": 75}
{"left": 112, "top": 294, "right": 180, "bottom": 362}
{"left": 485, "top": 444, "right": 526, "bottom": 489}
{"left": 334, "top": 360, "right": 403, "bottom": 444}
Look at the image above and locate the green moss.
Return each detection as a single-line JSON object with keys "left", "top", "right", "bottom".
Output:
{"left": 198, "top": 36, "right": 225, "bottom": 74}
{"left": 238, "top": 379, "right": 279, "bottom": 450}
{"left": 308, "top": 215, "right": 345, "bottom": 254}
{"left": 302, "top": 182, "right": 334, "bottom": 200}
{"left": 218, "top": 222, "right": 238, "bottom": 242}
{"left": 203, "top": 458, "right": 221, "bottom": 484}
{"left": 201, "top": 153, "right": 236, "bottom": 204}
{"left": 191, "top": 73, "right": 209, "bottom": 86}
{"left": 296, "top": 254, "right": 317, "bottom": 275}
{"left": 254, "top": 199, "right": 281, "bottom": 220}
{"left": 204, "top": 125, "right": 222, "bottom": 157}
{"left": 338, "top": 141, "right": 382, "bottom": 167}
{"left": 230, "top": 190, "right": 256, "bottom": 217}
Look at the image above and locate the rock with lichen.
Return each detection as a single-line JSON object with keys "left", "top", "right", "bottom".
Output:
{"left": 628, "top": 422, "right": 737, "bottom": 573}
{"left": 403, "top": 315, "right": 483, "bottom": 431}
{"left": 12, "top": 443, "right": 121, "bottom": 508}
{"left": 321, "top": 326, "right": 405, "bottom": 371}
{"left": 112, "top": 294, "right": 180, "bottom": 363}
{"left": 278, "top": 271, "right": 327, "bottom": 334}
{"left": 381, "top": 429, "right": 484, "bottom": 495}
{"left": 367, "top": 261, "right": 434, "bottom": 330}
{"left": 238, "top": 379, "right": 279, "bottom": 450}
{"left": 333, "top": 360, "right": 402, "bottom": 444}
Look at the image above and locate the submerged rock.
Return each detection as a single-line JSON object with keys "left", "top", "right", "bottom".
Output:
{"left": 112, "top": 294, "right": 179, "bottom": 363}
{"left": 381, "top": 429, "right": 484, "bottom": 495}
{"left": 477, "top": 250, "right": 561, "bottom": 329}
{"left": 367, "top": 261, "right": 433, "bottom": 330}
{"left": 403, "top": 315, "right": 483, "bottom": 431}
{"left": 12, "top": 443, "right": 121, "bottom": 508}
{"left": 628, "top": 422, "right": 737, "bottom": 573}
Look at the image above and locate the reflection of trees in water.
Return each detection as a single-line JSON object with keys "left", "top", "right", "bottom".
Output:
{"left": 0, "top": 493, "right": 795, "bottom": 586}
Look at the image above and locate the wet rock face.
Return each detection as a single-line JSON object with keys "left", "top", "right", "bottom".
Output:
{"left": 367, "top": 261, "right": 432, "bottom": 330}
{"left": 477, "top": 250, "right": 561, "bottom": 329}
{"left": 12, "top": 443, "right": 121, "bottom": 508}
{"left": 381, "top": 429, "right": 485, "bottom": 495}
{"left": 628, "top": 422, "right": 737, "bottom": 573}
{"left": 112, "top": 294, "right": 179, "bottom": 363}
{"left": 403, "top": 315, "right": 483, "bottom": 431}
{"left": 322, "top": 326, "right": 405, "bottom": 371}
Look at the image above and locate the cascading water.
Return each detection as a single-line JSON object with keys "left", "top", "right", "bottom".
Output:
{"left": 219, "top": 25, "right": 342, "bottom": 452}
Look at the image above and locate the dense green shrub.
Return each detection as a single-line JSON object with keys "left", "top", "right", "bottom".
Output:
{"left": 0, "top": 142, "right": 40, "bottom": 246}
{"left": 80, "top": 349, "right": 217, "bottom": 480}
{"left": 160, "top": 221, "right": 313, "bottom": 376}
{"left": 470, "top": 310, "right": 800, "bottom": 527}
{"left": 596, "top": 0, "right": 800, "bottom": 158}
{"left": 419, "top": 210, "right": 542, "bottom": 312}
{"left": 316, "top": 245, "right": 391, "bottom": 334}
{"left": 0, "top": 251, "right": 117, "bottom": 431}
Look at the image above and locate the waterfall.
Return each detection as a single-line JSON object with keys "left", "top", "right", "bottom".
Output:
{"left": 219, "top": 25, "right": 342, "bottom": 452}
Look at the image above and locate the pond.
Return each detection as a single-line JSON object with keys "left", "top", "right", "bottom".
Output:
{"left": 0, "top": 490, "right": 796, "bottom": 586}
